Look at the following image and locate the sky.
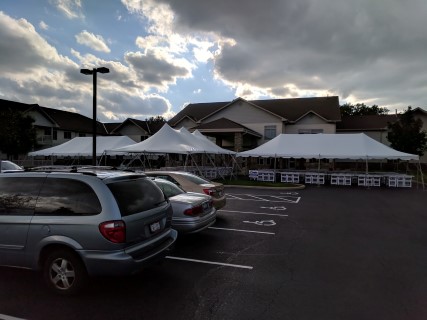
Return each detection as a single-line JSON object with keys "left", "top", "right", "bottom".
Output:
{"left": 0, "top": 0, "right": 426, "bottom": 122}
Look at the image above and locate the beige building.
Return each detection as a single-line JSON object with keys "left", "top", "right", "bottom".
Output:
{"left": 168, "top": 96, "right": 341, "bottom": 152}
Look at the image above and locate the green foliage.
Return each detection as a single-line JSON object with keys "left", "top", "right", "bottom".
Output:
{"left": 340, "top": 103, "right": 389, "bottom": 116}
{"left": 387, "top": 107, "right": 427, "bottom": 156}
{"left": 0, "top": 107, "right": 37, "bottom": 158}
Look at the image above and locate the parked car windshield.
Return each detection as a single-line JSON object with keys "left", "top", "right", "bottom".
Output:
{"left": 154, "top": 179, "right": 185, "bottom": 198}
{"left": 178, "top": 172, "right": 212, "bottom": 185}
{"left": 0, "top": 160, "right": 23, "bottom": 172}
{"left": 107, "top": 177, "right": 166, "bottom": 216}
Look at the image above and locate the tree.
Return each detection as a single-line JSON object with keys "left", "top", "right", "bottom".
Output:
{"left": 0, "top": 107, "right": 37, "bottom": 159}
{"left": 145, "top": 115, "right": 166, "bottom": 123}
{"left": 387, "top": 107, "right": 427, "bottom": 156}
{"left": 340, "top": 103, "right": 389, "bottom": 116}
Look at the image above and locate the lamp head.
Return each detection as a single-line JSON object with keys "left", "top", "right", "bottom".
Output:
{"left": 80, "top": 69, "right": 93, "bottom": 75}
{"left": 96, "top": 67, "right": 110, "bottom": 74}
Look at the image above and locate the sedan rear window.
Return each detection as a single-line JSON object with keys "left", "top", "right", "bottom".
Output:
{"left": 108, "top": 177, "right": 166, "bottom": 216}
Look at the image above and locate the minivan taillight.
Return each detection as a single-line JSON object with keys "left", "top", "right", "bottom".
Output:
{"left": 99, "top": 220, "right": 126, "bottom": 243}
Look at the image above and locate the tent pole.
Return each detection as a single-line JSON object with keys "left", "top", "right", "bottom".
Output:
{"left": 232, "top": 155, "right": 243, "bottom": 180}
{"left": 274, "top": 154, "right": 277, "bottom": 182}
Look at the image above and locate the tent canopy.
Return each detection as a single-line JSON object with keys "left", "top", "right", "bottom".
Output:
{"left": 28, "top": 136, "right": 136, "bottom": 156}
{"left": 237, "top": 133, "right": 419, "bottom": 160}
{"left": 110, "top": 124, "right": 235, "bottom": 155}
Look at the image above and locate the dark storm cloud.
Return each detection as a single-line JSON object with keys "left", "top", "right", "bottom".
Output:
{"left": 156, "top": 0, "right": 427, "bottom": 108}
{"left": 125, "top": 51, "right": 190, "bottom": 87}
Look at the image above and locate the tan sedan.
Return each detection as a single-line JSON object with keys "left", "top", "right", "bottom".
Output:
{"left": 144, "top": 171, "right": 226, "bottom": 210}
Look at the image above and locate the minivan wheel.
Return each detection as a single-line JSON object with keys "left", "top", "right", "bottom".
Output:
{"left": 43, "top": 249, "right": 87, "bottom": 295}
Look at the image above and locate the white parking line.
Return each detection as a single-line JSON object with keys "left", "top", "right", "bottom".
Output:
{"left": 268, "top": 195, "right": 301, "bottom": 203}
{"left": 226, "top": 193, "right": 301, "bottom": 203}
{"left": 165, "top": 256, "right": 253, "bottom": 270}
{"left": 219, "top": 209, "right": 288, "bottom": 217}
{"left": 209, "top": 226, "right": 275, "bottom": 235}
{"left": 0, "top": 314, "right": 26, "bottom": 320}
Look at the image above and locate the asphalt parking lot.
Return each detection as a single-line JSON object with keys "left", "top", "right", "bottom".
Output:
{"left": 1, "top": 185, "right": 427, "bottom": 320}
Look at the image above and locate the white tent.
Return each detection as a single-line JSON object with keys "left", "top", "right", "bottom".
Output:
{"left": 28, "top": 136, "right": 136, "bottom": 157}
{"left": 192, "top": 130, "right": 236, "bottom": 155}
{"left": 237, "top": 133, "right": 419, "bottom": 161}
{"left": 110, "top": 124, "right": 235, "bottom": 155}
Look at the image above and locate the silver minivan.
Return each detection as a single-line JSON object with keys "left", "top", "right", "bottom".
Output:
{"left": 0, "top": 169, "right": 177, "bottom": 295}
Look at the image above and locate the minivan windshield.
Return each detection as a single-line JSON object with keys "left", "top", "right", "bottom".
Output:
{"left": 107, "top": 177, "right": 166, "bottom": 216}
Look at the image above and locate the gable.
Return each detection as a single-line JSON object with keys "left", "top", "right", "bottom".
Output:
{"left": 26, "top": 109, "right": 58, "bottom": 127}
{"left": 294, "top": 112, "right": 329, "bottom": 125}
{"left": 202, "top": 99, "right": 282, "bottom": 124}
{"left": 173, "top": 116, "right": 198, "bottom": 129}
{"left": 117, "top": 121, "right": 149, "bottom": 136}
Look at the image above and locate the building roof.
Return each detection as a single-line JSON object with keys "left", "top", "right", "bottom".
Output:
{"left": 110, "top": 118, "right": 165, "bottom": 135}
{"left": 336, "top": 114, "right": 399, "bottom": 131}
{"left": 192, "top": 117, "right": 262, "bottom": 137}
{"left": 0, "top": 98, "right": 107, "bottom": 134}
{"left": 169, "top": 96, "right": 341, "bottom": 126}
{"left": 103, "top": 122, "right": 121, "bottom": 134}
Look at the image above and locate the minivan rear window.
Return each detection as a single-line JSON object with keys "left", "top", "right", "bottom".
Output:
{"left": 107, "top": 177, "right": 166, "bottom": 216}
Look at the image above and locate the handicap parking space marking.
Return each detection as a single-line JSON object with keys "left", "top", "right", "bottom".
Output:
{"left": 226, "top": 193, "right": 301, "bottom": 204}
{"left": 260, "top": 206, "right": 287, "bottom": 211}
{"left": 280, "top": 191, "right": 300, "bottom": 195}
{"left": 165, "top": 256, "right": 253, "bottom": 270}
{"left": 243, "top": 220, "right": 276, "bottom": 226}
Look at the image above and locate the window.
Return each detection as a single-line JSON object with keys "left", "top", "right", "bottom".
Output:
{"left": 53, "top": 130, "right": 57, "bottom": 140}
{"left": 264, "top": 125, "right": 276, "bottom": 140}
{"left": 35, "top": 178, "right": 101, "bottom": 216}
{"left": 107, "top": 177, "right": 166, "bottom": 216}
{"left": 44, "top": 128, "right": 51, "bottom": 135}
{"left": 155, "top": 180, "right": 184, "bottom": 198}
{"left": 0, "top": 177, "right": 45, "bottom": 215}
{"left": 64, "top": 131, "right": 72, "bottom": 139}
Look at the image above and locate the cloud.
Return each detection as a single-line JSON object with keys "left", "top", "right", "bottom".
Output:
{"left": 125, "top": 50, "right": 192, "bottom": 90}
{"left": 0, "top": 11, "right": 176, "bottom": 122}
{"left": 39, "top": 21, "right": 49, "bottom": 30}
{"left": 75, "top": 30, "right": 111, "bottom": 53}
{"left": 0, "top": 12, "right": 78, "bottom": 75}
{"left": 150, "top": 0, "right": 427, "bottom": 109}
{"left": 50, "top": 0, "right": 84, "bottom": 19}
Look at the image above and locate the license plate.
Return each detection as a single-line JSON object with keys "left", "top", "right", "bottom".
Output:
{"left": 150, "top": 221, "right": 161, "bottom": 233}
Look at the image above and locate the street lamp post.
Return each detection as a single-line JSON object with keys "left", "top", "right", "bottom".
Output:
{"left": 80, "top": 67, "right": 109, "bottom": 166}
